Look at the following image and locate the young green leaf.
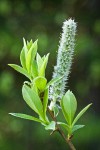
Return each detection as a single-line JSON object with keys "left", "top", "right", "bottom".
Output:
{"left": 72, "top": 103, "right": 92, "bottom": 126}
{"left": 20, "top": 48, "right": 26, "bottom": 69}
{"left": 45, "top": 121, "right": 56, "bottom": 130}
{"left": 39, "top": 53, "right": 49, "bottom": 76}
{"left": 8, "top": 64, "right": 31, "bottom": 80}
{"left": 9, "top": 113, "right": 43, "bottom": 123}
{"left": 31, "top": 60, "right": 38, "bottom": 78}
{"left": 26, "top": 48, "right": 33, "bottom": 73}
{"left": 31, "top": 82, "right": 38, "bottom": 94}
{"left": 42, "top": 55, "right": 45, "bottom": 61}
{"left": 23, "top": 38, "right": 28, "bottom": 58}
{"left": 26, "top": 40, "right": 38, "bottom": 73}
{"left": 72, "top": 125, "right": 85, "bottom": 133}
{"left": 22, "top": 85, "right": 38, "bottom": 114}
{"left": 36, "top": 53, "right": 43, "bottom": 71}
{"left": 22, "top": 84, "right": 44, "bottom": 118}
{"left": 43, "top": 88, "right": 49, "bottom": 118}
{"left": 61, "top": 99, "right": 69, "bottom": 124}
{"left": 61, "top": 90, "right": 77, "bottom": 125}
{"left": 27, "top": 40, "right": 33, "bottom": 50}
{"left": 34, "top": 76, "right": 47, "bottom": 91}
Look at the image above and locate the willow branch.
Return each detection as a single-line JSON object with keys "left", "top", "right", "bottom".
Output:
{"left": 47, "top": 108, "right": 76, "bottom": 150}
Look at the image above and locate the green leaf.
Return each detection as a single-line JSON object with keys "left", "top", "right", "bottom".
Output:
{"left": 58, "top": 122, "right": 70, "bottom": 132}
{"left": 43, "top": 88, "right": 49, "bottom": 118}
{"left": 23, "top": 38, "right": 28, "bottom": 58}
{"left": 39, "top": 53, "right": 49, "bottom": 76}
{"left": 9, "top": 113, "right": 43, "bottom": 123}
{"left": 20, "top": 48, "right": 26, "bottom": 69}
{"left": 26, "top": 48, "right": 32, "bottom": 73}
{"left": 8, "top": 64, "right": 31, "bottom": 80}
{"left": 27, "top": 40, "right": 33, "bottom": 50}
{"left": 22, "top": 85, "right": 38, "bottom": 114}
{"left": 31, "top": 60, "right": 38, "bottom": 78}
{"left": 45, "top": 121, "right": 56, "bottom": 130}
{"left": 31, "top": 82, "right": 38, "bottom": 94}
{"left": 26, "top": 40, "right": 38, "bottom": 73}
{"left": 61, "top": 90, "right": 77, "bottom": 125}
{"left": 72, "top": 103, "right": 92, "bottom": 126}
{"left": 22, "top": 84, "right": 44, "bottom": 118}
{"left": 42, "top": 55, "right": 45, "bottom": 61}
{"left": 72, "top": 125, "right": 85, "bottom": 133}
{"left": 34, "top": 76, "right": 47, "bottom": 91}
{"left": 36, "top": 53, "right": 43, "bottom": 71}
{"left": 45, "top": 76, "right": 63, "bottom": 89}
{"left": 61, "top": 100, "right": 68, "bottom": 122}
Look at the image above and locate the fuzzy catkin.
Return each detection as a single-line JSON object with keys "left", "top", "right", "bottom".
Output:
{"left": 49, "top": 19, "right": 77, "bottom": 110}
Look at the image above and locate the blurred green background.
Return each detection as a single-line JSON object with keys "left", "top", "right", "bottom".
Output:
{"left": 0, "top": 0, "right": 100, "bottom": 149}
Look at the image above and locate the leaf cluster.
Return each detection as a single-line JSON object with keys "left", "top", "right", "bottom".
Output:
{"left": 9, "top": 39, "right": 92, "bottom": 137}
{"left": 60, "top": 90, "right": 92, "bottom": 138}
{"left": 9, "top": 39, "right": 62, "bottom": 130}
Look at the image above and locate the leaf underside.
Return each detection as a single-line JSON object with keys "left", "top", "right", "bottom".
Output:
{"left": 9, "top": 113, "right": 43, "bottom": 123}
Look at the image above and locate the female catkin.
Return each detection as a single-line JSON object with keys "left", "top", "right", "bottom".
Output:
{"left": 49, "top": 19, "right": 77, "bottom": 110}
